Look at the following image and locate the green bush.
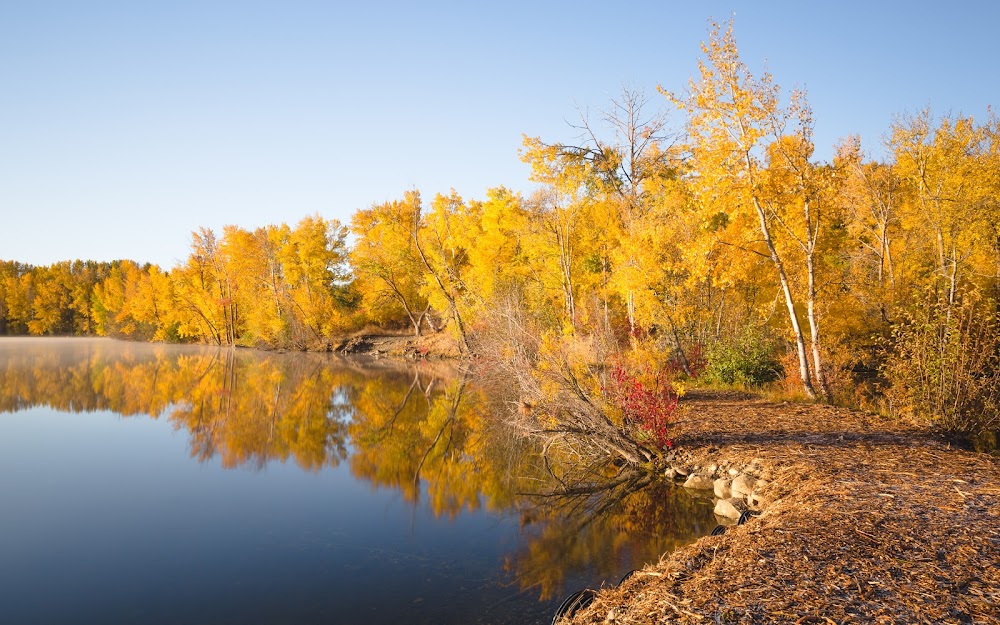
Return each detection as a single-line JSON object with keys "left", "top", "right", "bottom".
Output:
{"left": 705, "top": 327, "right": 782, "bottom": 387}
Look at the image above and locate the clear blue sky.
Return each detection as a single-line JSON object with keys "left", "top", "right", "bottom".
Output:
{"left": 2, "top": 1, "right": 997, "bottom": 268}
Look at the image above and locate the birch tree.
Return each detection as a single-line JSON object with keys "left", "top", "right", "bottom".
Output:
{"left": 664, "top": 21, "right": 827, "bottom": 399}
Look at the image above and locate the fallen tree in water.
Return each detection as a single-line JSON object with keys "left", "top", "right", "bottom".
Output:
{"left": 475, "top": 292, "right": 680, "bottom": 471}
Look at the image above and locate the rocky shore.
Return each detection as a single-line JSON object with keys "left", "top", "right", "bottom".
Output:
{"left": 667, "top": 456, "right": 771, "bottom": 522}
{"left": 561, "top": 390, "right": 1000, "bottom": 624}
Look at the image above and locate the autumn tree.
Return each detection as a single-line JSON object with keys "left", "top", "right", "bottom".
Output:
{"left": 522, "top": 87, "right": 680, "bottom": 340}
{"left": 835, "top": 136, "right": 906, "bottom": 323}
{"left": 454, "top": 187, "right": 531, "bottom": 324}
{"left": 891, "top": 110, "right": 1000, "bottom": 304}
{"left": 0, "top": 261, "right": 35, "bottom": 334}
{"left": 219, "top": 224, "right": 292, "bottom": 346}
{"left": 530, "top": 188, "right": 588, "bottom": 330}
{"left": 665, "top": 21, "right": 831, "bottom": 400}
{"left": 171, "top": 228, "right": 232, "bottom": 345}
{"left": 411, "top": 191, "right": 473, "bottom": 352}
{"left": 279, "top": 215, "right": 356, "bottom": 348}
{"left": 350, "top": 192, "right": 435, "bottom": 336}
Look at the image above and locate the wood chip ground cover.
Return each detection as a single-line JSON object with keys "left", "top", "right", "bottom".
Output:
{"left": 563, "top": 391, "right": 1000, "bottom": 624}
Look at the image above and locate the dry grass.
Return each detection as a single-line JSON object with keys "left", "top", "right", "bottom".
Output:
{"left": 564, "top": 390, "right": 1000, "bottom": 624}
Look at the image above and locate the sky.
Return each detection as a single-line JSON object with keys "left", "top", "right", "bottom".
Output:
{"left": 2, "top": 1, "right": 998, "bottom": 268}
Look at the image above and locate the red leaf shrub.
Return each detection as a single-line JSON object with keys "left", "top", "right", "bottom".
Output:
{"left": 604, "top": 365, "right": 678, "bottom": 451}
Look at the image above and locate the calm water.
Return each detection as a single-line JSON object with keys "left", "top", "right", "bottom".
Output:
{"left": 0, "top": 338, "right": 718, "bottom": 625}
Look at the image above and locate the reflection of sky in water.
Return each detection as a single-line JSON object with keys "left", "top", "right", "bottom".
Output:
{"left": 0, "top": 338, "right": 717, "bottom": 625}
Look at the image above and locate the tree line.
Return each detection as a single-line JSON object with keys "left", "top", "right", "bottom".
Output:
{"left": 1, "top": 215, "right": 357, "bottom": 349}
{"left": 2, "top": 22, "right": 998, "bottom": 443}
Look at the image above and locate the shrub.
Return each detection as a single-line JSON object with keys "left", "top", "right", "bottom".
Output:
{"left": 883, "top": 291, "right": 1000, "bottom": 445}
{"left": 604, "top": 365, "right": 677, "bottom": 452}
{"left": 704, "top": 327, "right": 782, "bottom": 387}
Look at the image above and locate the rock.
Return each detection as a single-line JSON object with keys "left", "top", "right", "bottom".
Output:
{"left": 728, "top": 468, "right": 740, "bottom": 477}
{"left": 731, "top": 474, "right": 758, "bottom": 499}
{"left": 674, "top": 465, "right": 690, "bottom": 477}
{"left": 707, "top": 463, "right": 718, "bottom": 475}
{"left": 664, "top": 467, "right": 677, "bottom": 479}
{"left": 714, "top": 497, "right": 746, "bottom": 520}
{"left": 748, "top": 480, "right": 771, "bottom": 509}
{"left": 714, "top": 478, "right": 732, "bottom": 499}
{"left": 683, "top": 474, "right": 715, "bottom": 490}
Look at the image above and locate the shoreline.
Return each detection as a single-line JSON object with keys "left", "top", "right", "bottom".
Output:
{"left": 562, "top": 390, "right": 1000, "bottom": 624}
{"left": 0, "top": 331, "right": 465, "bottom": 360}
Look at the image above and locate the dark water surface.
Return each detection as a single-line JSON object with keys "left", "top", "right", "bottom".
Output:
{"left": 0, "top": 338, "right": 718, "bottom": 625}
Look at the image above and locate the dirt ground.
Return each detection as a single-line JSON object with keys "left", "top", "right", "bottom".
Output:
{"left": 563, "top": 390, "right": 1000, "bottom": 624}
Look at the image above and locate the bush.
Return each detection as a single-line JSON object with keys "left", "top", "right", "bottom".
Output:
{"left": 883, "top": 291, "right": 1000, "bottom": 445}
{"left": 704, "top": 327, "right": 782, "bottom": 387}
{"left": 604, "top": 365, "right": 677, "bottom": 452}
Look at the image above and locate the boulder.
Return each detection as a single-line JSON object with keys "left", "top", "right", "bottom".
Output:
{"left": 713, "top": 478, "right": 732, "bottom": 499}
{"left": 664, "top": 467, "right": 677, "bottom": 480}
{"left": 683, "top": 474, "right": 715, "bottom": 490}
{"left": 714, "top": 497, "right": 746, "bottom": 520}
{"left": 731, "top": 474, "right": 758, "bottom": 499}
{"left": 673, "top": 465, "right": 690, "bottom": 477}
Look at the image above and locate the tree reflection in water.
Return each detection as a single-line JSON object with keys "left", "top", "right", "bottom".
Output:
{"left": 0, "top": 339, "right": 352, "bottom": 470}
{"left": 508, "top": 468, "right": 718, "bottom": 599}
{"left": 0, "top": 338, "right": 717, "bottom": 601}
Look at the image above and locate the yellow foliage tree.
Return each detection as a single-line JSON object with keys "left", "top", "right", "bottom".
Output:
{"left": 350, "top": 192, "right": 435, "bottom": 335}
{"left": 664, "top": 20, "right": 831, "bottom": 399}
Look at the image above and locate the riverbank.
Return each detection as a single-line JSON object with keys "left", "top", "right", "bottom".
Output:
{"left": 563, "top": 390, "right": 1000, "bottom": 624}
{"left": 334, "top": 330, "right": 462, "bottom": 359}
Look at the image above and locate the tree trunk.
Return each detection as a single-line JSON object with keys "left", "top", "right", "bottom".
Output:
{"left": 411, "top": 211, "right": 470, "bottom": 352}
{"left": 666, "top": 314, "right": 692, "bottom": 376}
{"left": 409, "top": 310, "right": 421, "bottom": 337}
{"left": 752, "top": 197, "right": 817, "bottom": 399}
{"left": 805, "top": 252, "right": 831, "bottom": 401}
{"left": 714, "top": 290, "right": 726, "bottom": 340}
{"left": 557, "top": 227, "right": 576, "bottom": 328}
{"left": 421, "top": 305, "right": 440, "bottom": 334}
{"left": 399, "top": 292, "right": 420, "bottom": 337}
{"left": 627, "top": 291, "right": 637, "bottom": 343}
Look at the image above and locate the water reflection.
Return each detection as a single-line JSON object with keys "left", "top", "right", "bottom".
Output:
{"left": 0, "top": 338, "right": 350, "bottom": 470}
{"left": 348, "top": 372, "right": 527, "bottom": 517}
{"left": 510, "top": 473, "right": 717, "bottom": 599}
{"left": 0, "top": 338, "right": 541, "bottom": 514}
{"left": 0, "top": 338, "right": 718, "bottom": 622}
